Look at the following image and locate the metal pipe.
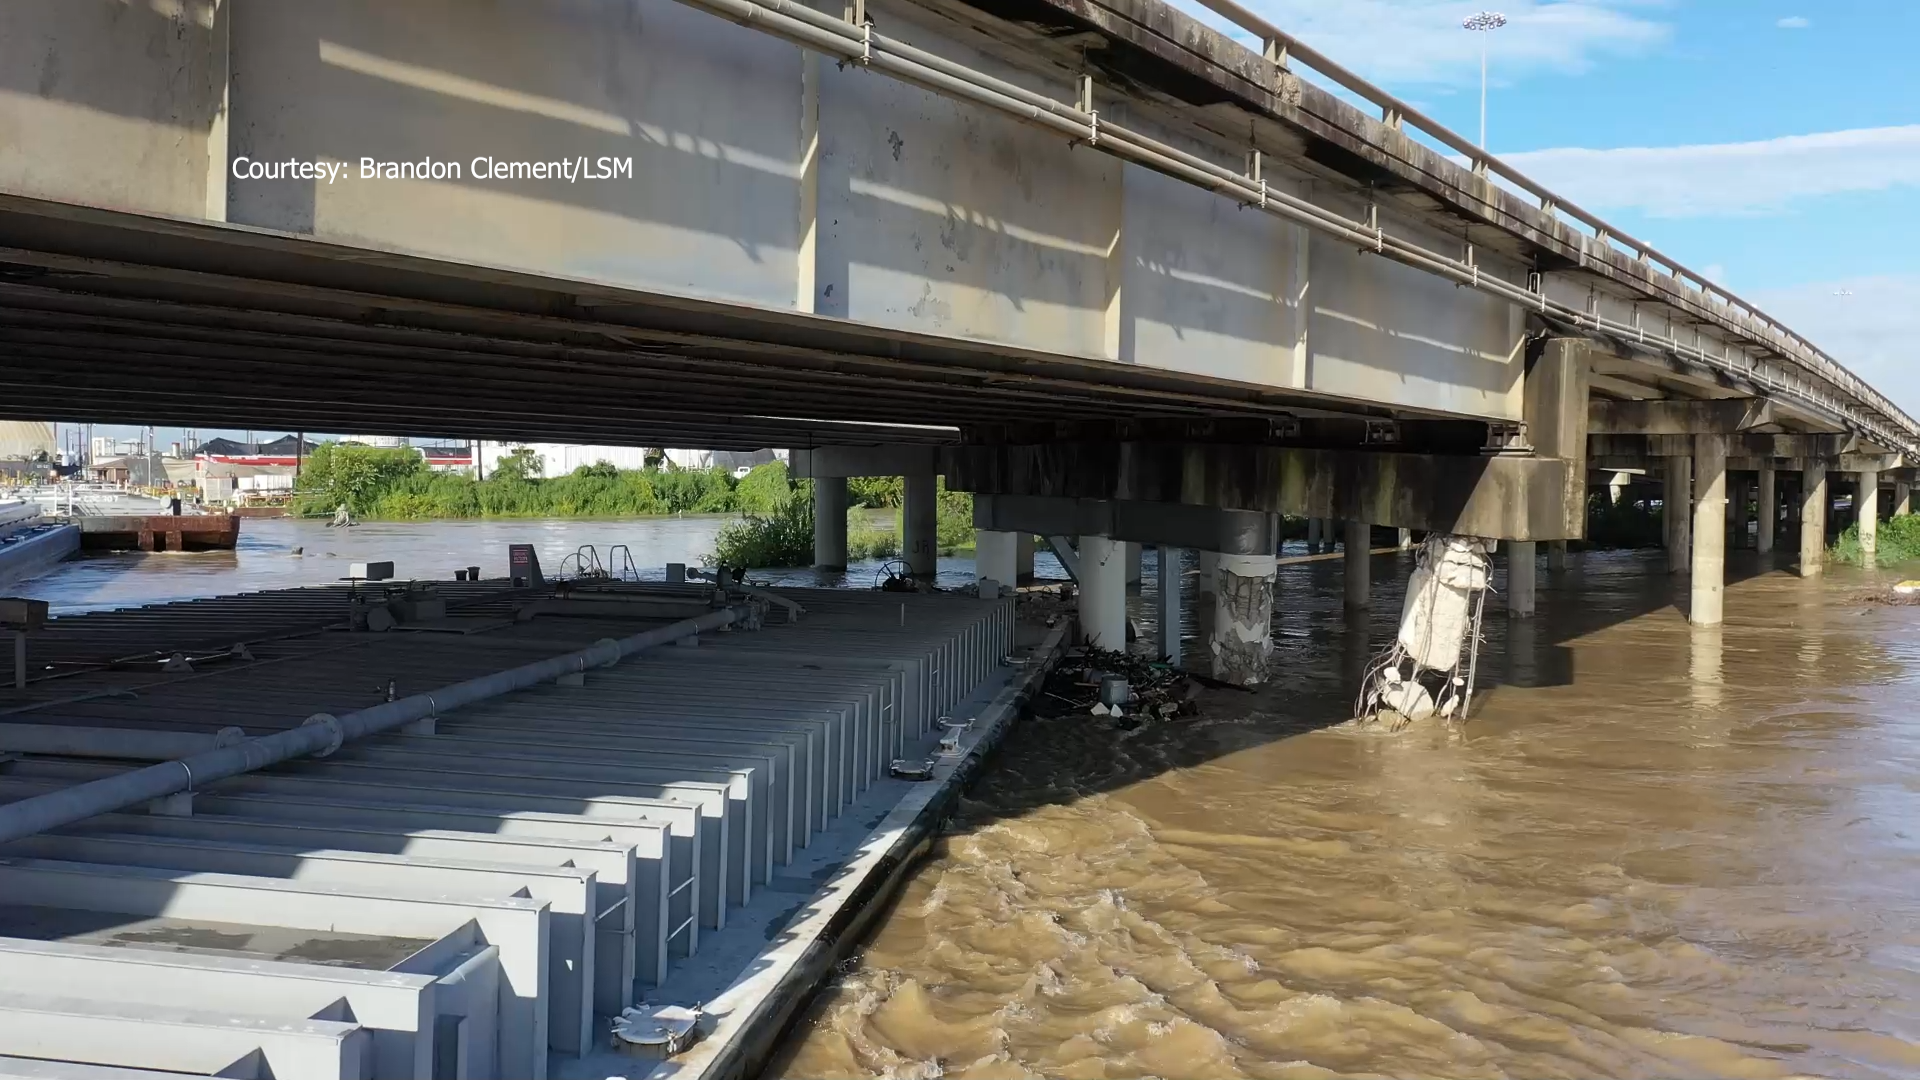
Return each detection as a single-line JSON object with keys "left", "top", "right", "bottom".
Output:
{"left": 675, "top": 0, "right": 1917, "bottom": 452}
{"left": 0, "top": 604, "right": 751, "bottom": 844}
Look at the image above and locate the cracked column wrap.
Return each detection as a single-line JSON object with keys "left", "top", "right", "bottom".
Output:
{"left": 1211, "top": 553, "right": 1277, "bottom": 686}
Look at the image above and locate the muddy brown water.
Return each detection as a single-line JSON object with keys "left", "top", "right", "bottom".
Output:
{"left": 772, "top": 550, "right": 1920, "bottom": 1080}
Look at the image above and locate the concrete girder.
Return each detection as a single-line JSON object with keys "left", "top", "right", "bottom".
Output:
{"left": 972, "top": 494, "right": 1277, "bottom": 557}
{"left": 947, "top": 443, "right": 1582, "bottom": 541}
{"left": 1587, "top": 398, "right": 1775, "bottom": 435}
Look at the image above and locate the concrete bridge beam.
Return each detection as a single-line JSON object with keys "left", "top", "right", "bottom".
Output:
{"left": 812, "top": 477, "right": 848, "bottom": 570}
{"left": 1691, "top": 435, "right": 1728, "bottom": 626}
{"left": 972, "top": 494, "right": 1277, "bottom": 557}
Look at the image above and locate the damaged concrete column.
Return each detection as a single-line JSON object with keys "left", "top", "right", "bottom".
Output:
{"left": 1344, "top": 520, "right": 1370, "bottom": 609}
{"left": 1857, "top": 468, "right": 1879, "bottom": 566}
{"left": 1757, "top": 463, "right": 1776, "bottom": 555}
{"left": 812, "top": 476, "right": 848, "bottom": 570}
{"left": 1800, "top": 467, "right": 1828, "bottom": 578}
{"left": 1210, "top": 552, "right": 1277, "bottom": 686}
{"left": 1078, "top": 535, "right": 1127, "bottom": 651}
{"left": 974, "top": 530, "right": 1017, "bottom": 592}
{"left": 1665, "top": 455, "right": 1693, "bottom": 574}
{"left": 1691, "top": 434, "right": 1728, "bottom": 627}
{"left": 903, "top": 472, "right": 938, "bottom": 579}
{"left": 1507, "top": 541, "right": 1536, "bottom": 618}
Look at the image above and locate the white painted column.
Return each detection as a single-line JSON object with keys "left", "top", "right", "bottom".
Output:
{"left": 1691, "top": 435, "right": 1728, "bottom": 627}
{"left": 1343, "top": 521, "right": 1370, "bottom": 609}
{"left": 1800, "top": 468, "right": 1827, "bottom": 578}
{"left": 1078, "top": 535, "right": 1127, "bottom": 651}
{"left": 1015, "top": 532, "right": 1036, "bottom": 581}
{"left": 812, "top": 477, "right": 848, "bottom": 570}
{"left": 1547, "top": 540, "right": 1568, "bottom": 571}
{"left": 975, "top": 530, "right": 1017, "bottom": 591}
{"left": 903, "top": 473, "right": 938, "bottom": 579}
{"left": 1757, "top": 463, "right": 1776, "bottom": 554}
{"left": 1305, "top": 517, "right": 1322, "bottom": 554}
{"left": 1158, "top": 547, "right": 1183, "bottom": 666}
{"left": 1858, "top": 469, "right": 1880, "bottom": 566}
{"left": 1666, "top": 455, "right": 1693, "bottom": 575}
{"left": 1210, "top": 552, "right": 1277, "bottom": 686}
{"left": 1507, "top": 541, "right": 1536, "bottom": 618}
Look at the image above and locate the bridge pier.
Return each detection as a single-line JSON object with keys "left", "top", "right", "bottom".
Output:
{"left": 1896, "top": 477, "right": 1913, "bottom": 518}
{"left": 1016, "top": 533, "right": 1037, "bottom": 582}
{"left": 1800, "top": 467, "right": 1829, "bottom": 578}
{"left": 1691, "top": 435, "right": 1728, "bottom": 627}
{"left": 1212, "top": 554, "right": 1277, "bottom": 686}
{"left": 1125, "top": 543, "right": 1144, "bottom": 589}
{"left": 1078, "top": 535, "right": 1127, "bottom": 651}
{"left": 1857, "top": 468, "right": 1879, "bottom": 565}
{"left": 903, "top": 472, "right": 938, "bottom": 579}
{"left": 1547, "top": 540, "right": 1568, "bottom": 572}
{"left": 1507, "top": 542, "right": 1537, "bottom": 618}
{"left": 813, "top": 477, "right": 848, "bottom": 570}
{"left": 1305, "top": 517, "right": 1324, "bottom": 554}
{"left": 1665, "top": 455, "right": 1693, "bottom": 574}
{"left": 1758, "top": 463, "right": 1777, "bottom": 554}
{"left": 974, "top": 530, "right": 1018, "bottom": 591}
{"left": 1344, "top": 521, "right": 1370, "bottom": 609}
{"left": 1158, "top": 546, "right": 1184, "bottom": 667}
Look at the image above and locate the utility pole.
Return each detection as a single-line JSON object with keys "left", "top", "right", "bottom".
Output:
{"left": 1463, "top": 12, "right": 1507, "bottom": 149}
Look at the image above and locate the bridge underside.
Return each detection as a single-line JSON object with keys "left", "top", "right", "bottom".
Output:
{"left": 0, "top": 194, "right": 1435, "bottom": 451}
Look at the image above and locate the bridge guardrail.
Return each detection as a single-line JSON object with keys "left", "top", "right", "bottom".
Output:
{"left": 1179, "top": 0, "right": 1918, "bottom": 451}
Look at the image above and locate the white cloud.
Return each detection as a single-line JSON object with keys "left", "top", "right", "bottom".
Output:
{"left": 1748, "top": 276, "right": 1920, "bottom": 418}
{"left": 1776, "top": 15, "right": 1810, "bottom": 29}
{"left": 1169, "top": 0, "right": 1669, "bottom": 86}
{"left": 1497, "top": 125, "right": 1920, "bottom": 217}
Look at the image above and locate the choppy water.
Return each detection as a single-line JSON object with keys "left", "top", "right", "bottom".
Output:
{"left": 773, "top": 550, "right": 1920, "bottom": 1080}
{"left": 17, "top": 515, "right": 1034, "bottom": 613}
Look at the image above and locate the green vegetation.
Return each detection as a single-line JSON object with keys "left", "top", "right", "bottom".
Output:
{"left": 1830, "top": 513, "right": 1920, "bottom": 566}
{"left": 291, "top": 442, "right": 787, "bottom": 520}
{"left": 708, "top": 476, "right": 973, "bottom": 570}
{"left": 1586, "top": 494, "right": 1665, "bottom": 549}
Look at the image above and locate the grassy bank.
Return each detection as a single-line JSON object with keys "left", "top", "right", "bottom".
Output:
{"left": 1831, "top": 513, "right": 1920, "bottom": 566}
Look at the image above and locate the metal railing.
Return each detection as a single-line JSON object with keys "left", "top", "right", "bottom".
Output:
{"left": 1183, "top": 0, "right": 1919, "bottom": 447}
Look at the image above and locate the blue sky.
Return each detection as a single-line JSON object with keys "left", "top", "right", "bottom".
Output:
{"left": 76, "top": 1, "right": 1920, "bottom": 449}
{"left": 1175, "top": 0, "right": 1920, "bottom": 414}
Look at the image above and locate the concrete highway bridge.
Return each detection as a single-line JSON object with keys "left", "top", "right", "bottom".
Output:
{"left": 4, "top": 0, "right": 1917, "bottom": 660}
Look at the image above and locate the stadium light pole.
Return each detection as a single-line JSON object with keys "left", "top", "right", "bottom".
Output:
{"left": 1463, "top": 11, "right": 1507, "bottom": 149}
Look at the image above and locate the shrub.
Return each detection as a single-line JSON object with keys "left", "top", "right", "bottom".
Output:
{"left": 711, "top": 493, "right": 814, "bottom": 568}
{"left": 1831, "top": 513, "right": 1920, "bottom": 565}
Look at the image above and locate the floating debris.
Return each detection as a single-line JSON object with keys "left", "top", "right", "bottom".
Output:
{"left": 1029, "top": 647, "right": 1199, "bottom": 729}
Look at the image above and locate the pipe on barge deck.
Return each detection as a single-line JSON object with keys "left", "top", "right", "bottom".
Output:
{"left": 0, "top": 602, "right": 756, "bottom": 845}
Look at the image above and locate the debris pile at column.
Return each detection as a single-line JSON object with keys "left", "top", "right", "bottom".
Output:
{"left": 1354, "top": 535, "right": 1494, "bottom": 729}
{"left": 1033, "top": 647, "right": 1202, "bottom": 728}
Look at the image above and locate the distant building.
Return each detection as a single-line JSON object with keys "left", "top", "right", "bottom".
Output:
{"left": 194, "top": 434, "right": 318, "bottom": 466}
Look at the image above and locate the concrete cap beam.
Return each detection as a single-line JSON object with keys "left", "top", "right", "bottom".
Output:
{"left": 1589, "top": 398, "right": 1776, "bottom": 435}
{"left": 973, "top": 494, "right": 1276, "bottom": 555}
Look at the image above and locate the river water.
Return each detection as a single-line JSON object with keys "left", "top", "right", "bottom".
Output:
{"left": 772, "top": 550, "right": 1920, "bottom": 1080}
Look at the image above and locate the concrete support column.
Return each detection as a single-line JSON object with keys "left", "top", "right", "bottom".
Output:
{"left": 1547, "top": 540, "right": 1568, "bottom": 571}
{"left": 1858, "top": 469, "right": 1879, "bottom": 565}
{"left": 1800, "top": 469, "right": 1828, "bottom": 578}
{"left": 1397, "top": 528, "right": 1414, "bottom": 551}
{"left": 1691, "top": 435, "right": 1728, "bottom": 627}
{"left": 1210, "top": 552, "right": 1277, "bottom": 686}
{"left": 1609, "top": 471, "right": 1630, "bottom": 505}
{"left": 1896, "top": 478, "right": 1913, "bottom": 517}
{"left": 812, "top": 476, "right": 848, "bottom": 570}
{"left": 1305, "top": 517, "right": 1323, "bottom": 553}
{"left": 903, "top": 473, "right": 938, "bottom": 579}
{"left": 1507, "top": 541, "right": 1536, "bottom": 618}
{"left": 1078, "top": 535, "right": 1127, "bottom": 651}
{"left": 1124, "top": 542, "right": 1143, "bottom": 587}
{"left": 1158, "top": 546, "right": 1183, "bottom": 667}
{"left": 1016, "top": 533, "right": 1036, "bottom": 582}
{"left": 1344, "top": 520, "right": 1370, "bottom": 609}
{"left": 975, "top": 530, "right": 1017, "bottom": 591}
{"left": 1757, "top": 464, "right": 1776, "bottom": 554}
{"left": 1665, "top": 455, "right": 1693, "bottom": 574}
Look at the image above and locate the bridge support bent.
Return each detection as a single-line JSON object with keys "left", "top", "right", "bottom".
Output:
{"left": 813, "top": 477, "right": 848, "bottom": 571}
{"left": 1800, "top": 467, "right": 1828, "bottom": 578}
{"left": 1078, "top": 535, "right": 1127, "bottom": 651}
{"left": 1857, "top": 469, "right": 1879, "bottom": 566}
{"left": 1757, "top": 464, "right": 1776, "bottom": 555}
{"left": 1691, "top": 435, "right": 1728, "bottom": 627}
